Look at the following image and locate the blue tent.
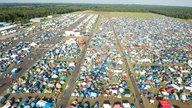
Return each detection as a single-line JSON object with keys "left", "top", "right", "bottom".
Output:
{"left": 169, "top": 94, "right": 175, "bottom": 100}
{"left": 30, "top": 99, "right": 38, "bottom": 107}
{"left": 11, "top": 68, "right": 19, "bottom": 74}
{"left": 131, "top": 104, "right": 135, "bottom": 108}
{"left": 189, "top": 96, "right": 192, "bottom": 100}
{"left": 45, "top": 102, "right": 55, "bottom": 108}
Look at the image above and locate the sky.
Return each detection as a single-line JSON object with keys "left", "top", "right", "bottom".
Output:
{"left": 0, "top": 0, "right": 191, "bottom": 7}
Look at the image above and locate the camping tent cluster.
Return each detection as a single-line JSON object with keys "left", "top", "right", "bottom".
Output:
{"left": 0, "top": 13, "right": 85, "bottom": 74}
{"left": 64, "top": 14, "right": 86, "bottom": 36}
{"left": 7, "top": 39, "right": 81, "bottom": 94}
{"left": 111, "top": 17, "right": 191, "bottom": 65}
{"left": 42, "top": 38, "right": 81, "bottom": 61}
{"left": 16, "top": 14, "right": 83, "bottom": 40}
{"left": 0, "top": 39, "right": 13, "bottom": 51}
{"left": 1, "top": 96, "right": 55, "bottom": 108}
{"left": 85, "top": 15, "right": 98, "bottom": 36}
{"left": 69, "top": 100, "right": 135, "bottom": 108}
{"left": 133, "top": 65, "right": 192, "bottom": 101}
{"left": 72, "top": 18, "right": 131, "bottom": 99}
{"left": 73, "top": 14, "right": 94, "bottom": 32}
{"left": 64, "top": 14, "right": 98, "bottom": 37}
{"left": 111, "top": 17, "right": 192, "bottom": 102}
{"left": 0, "top": 41, "right": 39, "bottom": 73}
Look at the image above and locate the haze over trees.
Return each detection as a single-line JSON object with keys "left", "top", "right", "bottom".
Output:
{"left": 0, "top": 3, "right": 192, "bottom": 23}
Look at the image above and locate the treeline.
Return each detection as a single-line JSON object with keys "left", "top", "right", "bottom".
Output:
{"left": 0, "top": 4, "right": 192, "bottom": 23}
{"left": 0, "top": 4, "right": 91, "bottom": 23}
{"left": 92, "top": 5, "right": 192, "bottom": 19}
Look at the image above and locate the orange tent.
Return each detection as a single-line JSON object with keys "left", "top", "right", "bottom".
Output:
{"left": 77, "top": 38, "right": 84, "bottom": 44}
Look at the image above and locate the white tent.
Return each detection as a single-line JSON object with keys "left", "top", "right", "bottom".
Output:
{"left": 29, "top": 42, "right": 37, "bottom": 47}
{"left": 184, "top": 86, "right": 192, "bottom": 92}
{"left": 180, "top": 70, "right": 189, "bottom": 73}
{"left": 103, "top": 104, "right": 112, "bottom": 108}
{"left": 22, "top": 48, "right": 29, "bottom": 51}
{"left": 52, "top": 74, "right": 58, "bottom": 78}
{"left": 114, "top": 70, "right": 122, "bottom": 73}
{"left": 11, "top": 54, "right": 18, "bottom": 58}
{"left": 2, "top": 103, "right": 11, "bottom": 108}
{"left": 188, "top": 60, "right": 192, "bottom": 68}
{"left": 69, "top": 62, "right": 75, "bottom": 67}
{"left": 36, "top": 100, "right": 47, "bottom": 107}
{"left": 161, "top": 91, "right": 169, "bottom": 96}
{"left": 122, "top": 103, "right": 131, "bottom": 108}
{"left": 168, "top": 67, "right": 176, "bottom": 72}
{"left": 171, "top": 84, "right": 183, "bottom": 91}
{"left": 139, "top": 58, "right": 151, "bottom": 63}
{"left": 90, "top": 92, "right": 97, "bottom": 98}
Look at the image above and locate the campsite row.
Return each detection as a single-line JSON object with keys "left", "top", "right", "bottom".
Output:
{"left": 111, "top": 17, "right": 192, "bottom": 104}
{"left": 64, "top": 14, "right": 98, "bottom": 36}
{"left": 0, "top": 41, "right": 39, "bottom": 74}
{"left": 0, "top": 96, "right": 55, "bottom": 108}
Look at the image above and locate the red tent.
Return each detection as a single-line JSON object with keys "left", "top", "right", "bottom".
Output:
{"left": 159, "top": 100, "right": 171, "bottom": 108}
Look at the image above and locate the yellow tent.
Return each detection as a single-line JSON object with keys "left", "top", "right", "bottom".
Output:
{"left": 36, "top": 68, "right": 41, "bottom": 73}
{"left": 19, "top": 78, "right": 24, "bottom": 82}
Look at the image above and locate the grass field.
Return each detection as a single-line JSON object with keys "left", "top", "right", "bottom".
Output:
{"left": 73, "top": 10, "right": 192, "bottom": 23}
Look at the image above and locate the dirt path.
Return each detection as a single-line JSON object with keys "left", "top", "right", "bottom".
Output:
{"left": 109, "top": 19, "right": 145, "bottom": 108}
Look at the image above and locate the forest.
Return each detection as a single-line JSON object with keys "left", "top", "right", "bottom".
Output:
{"left": 0, "top": 3, "right": 192, "bottom": 23}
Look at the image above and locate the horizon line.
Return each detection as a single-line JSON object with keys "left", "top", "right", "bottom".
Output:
{"left": 0, "top": 2, "right": 191, "bottom": 8}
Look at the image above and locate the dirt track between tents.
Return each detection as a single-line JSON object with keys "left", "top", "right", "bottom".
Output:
{"left": 57, "top": 17, "right": 97, "bottom": 108}
{"left": 110, "top": 19, "right": 145, "bottom": 108}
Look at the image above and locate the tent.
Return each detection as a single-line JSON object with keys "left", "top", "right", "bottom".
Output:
{"left": 36, "top": 100, "right": 55, "bottom": 108}
{"left": 2, "top": 103, "right": 11, "bottom": 108}
{"left": 169, "top": 94, "right": 175, "bottom": 100}
{"left": 103, "top": 104, "right": 112, "bottom": 108}
{"left": 77, "top": 38, "right": 85, "bottom": 44}
{"left": 29, "top": 42, "right": 37, "bottom": 47}
{"left": 90, "top": 92, "right": 97, "bottom": 98}
{"left": 0, "top": 96, "right": 6, "bottom": 105}
{"left": 159, "top": 100, "right": 171, "bottom": 108}
{"left": 113, "top": 104, "right": 122, "bottom": 108}
{"left": 122, "top": 102, "right": 131, "bottom": 108}
{"left": 11, "top": 68, "right": 19, "bottom": 74}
